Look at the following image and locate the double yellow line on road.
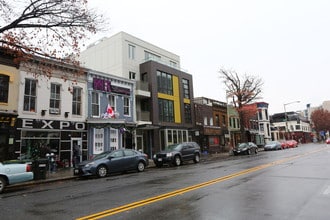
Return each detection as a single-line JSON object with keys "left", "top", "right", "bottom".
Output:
{"left": 77, "top": 147, "right": 327, "bottom": 220}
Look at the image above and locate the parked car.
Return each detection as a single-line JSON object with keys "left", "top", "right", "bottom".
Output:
{"left": 0, "top": 162, "right": 34, "bottom": 193}
{"left": 153, "top": 142, "right": 201, "bottom": 167}
{"left": 280, "top": 140, "right": 289, "bottom": 149}
{"left": 233, "top": 142, "right": 258, "bottom": 155}
{"left": 74, "top": 149, "right": 149, "bottom": 178}
{"left": 286, "top": 140, "right": 298, "bottom": 148}
{"left": 264, "top": 141, "right": 282, "bottom": 151}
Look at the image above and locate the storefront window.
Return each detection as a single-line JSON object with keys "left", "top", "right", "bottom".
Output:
{"left": 20, "top": 131, "right": 60, "bottom": 159}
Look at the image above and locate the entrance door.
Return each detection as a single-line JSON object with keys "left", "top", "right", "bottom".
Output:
{"left": 71, "top": 138, "right": 82, "bottom": 167}
{"left": 136, "top": 135, "right": 143, "bottom": 152}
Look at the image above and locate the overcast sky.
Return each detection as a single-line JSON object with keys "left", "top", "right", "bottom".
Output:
{"left": 87, "top": 0, "right": 330, "bottom": 114}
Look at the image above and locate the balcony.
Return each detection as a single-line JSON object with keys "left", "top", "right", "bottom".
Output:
{"left": 136, "top": 111, "right": 150, "bottom": 122}
{"left": 135, "top": 81, "right": 150, "bottom": 97}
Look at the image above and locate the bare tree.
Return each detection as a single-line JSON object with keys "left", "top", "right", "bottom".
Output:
{"left": 220, "top": 69, "right": 263, "bottom": 142}
{"left": 0, "top": 0, "right": 106, "bottom": 78}
{"left": 310, "top": 108, "right": 330, "bottom": 134}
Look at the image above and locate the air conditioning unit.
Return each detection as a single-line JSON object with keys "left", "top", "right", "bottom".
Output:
{"left": 49, "top": 108, "right": 60, "bottom": 114}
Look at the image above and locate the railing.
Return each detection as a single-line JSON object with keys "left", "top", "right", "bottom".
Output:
{"left": 136, "top": 81, "right": 149, "bottom": 91}
{"left": 136, "top": 111, "right": 150, "bottom": 121}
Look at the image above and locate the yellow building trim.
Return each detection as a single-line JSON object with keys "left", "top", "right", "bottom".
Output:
{"left": 172, "top": 76, "right": 181, "bottom": 123}
{"left": 183, "top": 98, "right": 190, "bottom": 104}
{"left": 0, "top": 69, "right": 15, "bottom": 82}
{"left": 157, "top": 76, "right": 182, "bottom": 123}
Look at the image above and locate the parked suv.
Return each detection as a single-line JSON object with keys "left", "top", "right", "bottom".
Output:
{"left": 153, "top": 142, "right": 201, "bottom": 167}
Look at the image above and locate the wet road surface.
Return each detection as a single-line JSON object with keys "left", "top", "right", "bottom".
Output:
{"left": 1, "top": 143, "right": 329, "bottom": 220}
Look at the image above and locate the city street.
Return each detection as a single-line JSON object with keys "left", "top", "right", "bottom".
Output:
{"left": 1, "top": 143, "right": 330, "bottom": 220}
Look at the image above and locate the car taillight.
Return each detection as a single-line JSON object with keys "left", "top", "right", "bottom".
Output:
{"left": 26, "top": 164, "right": 32, "bottom": 172}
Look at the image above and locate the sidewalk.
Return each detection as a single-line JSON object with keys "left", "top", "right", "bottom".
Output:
{"left": 6, "top": 152, "right": 231, "bottom": 190}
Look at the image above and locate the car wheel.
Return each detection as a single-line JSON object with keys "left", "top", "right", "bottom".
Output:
{"left": 137, "top": 161, "right": 145, "bottom": 172}
{"left": 193, "top": 153, "right": 200, "bottom": 163}
{"left": 173, "top": 155, "right": 181, "bottom": 166}
{"left": 96, "top": 165, "right": 108, "bottom": 178}
{"left": 247, "top": 149, "right": 251, "bottom": 155}
{"left": 0, "top": 176, "right": 6, "bottom": 193}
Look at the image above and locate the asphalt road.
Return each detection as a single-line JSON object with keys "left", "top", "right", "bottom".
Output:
{"left": 1, "top": 143, "right": 330, "bottom": 220}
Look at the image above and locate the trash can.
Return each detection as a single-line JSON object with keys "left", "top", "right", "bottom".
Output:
{"left": 32, "top": 159, "right": 48, "bottom": 180}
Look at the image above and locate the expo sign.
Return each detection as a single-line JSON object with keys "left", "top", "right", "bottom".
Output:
{"left": 20, "top": 119, "right": 86, "bottom": 130}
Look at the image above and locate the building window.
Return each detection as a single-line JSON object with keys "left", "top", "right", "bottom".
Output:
{"left": 93, "top": 128, "right": 104, "bottom": 154}
{"left": 265, "top": 109, "right": 269, "bottom": 120}
{"left": 157, "top": 70, "right": 173, "bottom": 95}
{"left": 23, "top": 78, "right": 37, "bottom": 112}
{"left": 184, "top": 104, "right": 192, "bottom": 123}
{"left": 0, "top": 74, "right": 9, "bottom": 103}
{"left": 204, "top": 117, "right": 207, "bottom": 125}
{"left": 110, "top": 128, "right": 118, "bottom": 150}
{"left": 49, "top": 83, "right": 61, "bottom": 115}
{"left": 258, "top": 109, "right": 263, "bottom": 120}
{"left": 170, "top": 61, "right": 177, "bottom": 68}
{"left": 129, "top": 71, "right": 136, "bottom": 80}
{"left": 128, "top": 44, "right": 135, "bottom": 60}
{"left": 92, "top": 92, "right": 100, "bottom": 117}
{"left": 108, "top": 95, "right": 116, "bottom": 112}
{"left": 215, "top": 114, "right": 220, "bottom": 126}
{"left": 124, "top": 97, "right": 130, "bottom": 116}
{"left": 72, "top": 87, "right": 82, "bottom": 115}
{"left": 158, "top": 99, "right": 174, "bottom": 122}
{"left": 182, "top": 78, "right": 190, "bottom": 99}
{"left": 222, "top": 115, "right": 226, "bottom": 126}
{"left": 145, "top": 51, "right": 161, "bottom": 61}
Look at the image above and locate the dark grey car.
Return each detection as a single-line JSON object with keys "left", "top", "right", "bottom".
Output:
{"left": 233, "top": 142, "right": 258, "bottom": 155}
{"left": 74, "top": 149, "right": 149, "bottom": 178}
{"left": 153, "top": 142, "right": 201, "bottom": 167}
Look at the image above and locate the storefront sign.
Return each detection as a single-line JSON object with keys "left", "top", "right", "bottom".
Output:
{"left": 93, "top": 78, "right": 130, "bottom": 95}
{"left": 19, "top": 119, "right": 86, "bottom": 130}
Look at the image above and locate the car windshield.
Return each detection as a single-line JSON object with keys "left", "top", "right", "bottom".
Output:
{"left": 166, "top": 144, "right": 182, "bottom": 151}
{"left": 238, "top": 143, "right": 248, "bottom": 148}
{"left": 92, "top": 151, "right": 111, "bottom": 160}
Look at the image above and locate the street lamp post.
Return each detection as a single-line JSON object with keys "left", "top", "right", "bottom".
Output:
{"left": 283, "top": 100, "right": 300, "bottom": 140}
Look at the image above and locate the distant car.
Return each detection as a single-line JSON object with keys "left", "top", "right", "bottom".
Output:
{"left": 264, "top": 141, "right": 282, "bottom": 151}
{"left": 0, "top": 162, "right": 34, "bottom": 193}
{"left": 74, "top": 149, "right": 149, "bottom": 178}
{"left": 286, "top": 140, "right": 298, "bottom": 148}
{"left": 153, "top": 142, "right": 201, "bottom": 167}
{"left": 233, "top": 142, "right": 258, "bottom": 155}
{"left": 280, "top": 140, "right": 289, "bottom": 149}
{"left": 326, "top": 138, "right": 330, "bottom": 144}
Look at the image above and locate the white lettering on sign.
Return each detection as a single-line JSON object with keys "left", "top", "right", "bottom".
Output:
{"left": 75, "top": 122, "right": 85, "bottom": 130}
{"left": 41, "top": 120, "right": 54, "bottom": 129}
{"left": 22, "top": 119, "right": 33, "bottom": 128}
{"left": 60, "top": 121, "right": 70, "bottom": 129}
{"left": 21, "top": 119, "right": 85, "bottom": 131}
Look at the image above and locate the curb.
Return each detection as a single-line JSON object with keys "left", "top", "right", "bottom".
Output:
{"left": 5, "top": 152, "right": 232, "bottom": 191}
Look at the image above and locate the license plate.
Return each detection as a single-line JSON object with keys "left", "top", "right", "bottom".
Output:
{"left": 157, "top": 158, "right": 162, "bottom": 162}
